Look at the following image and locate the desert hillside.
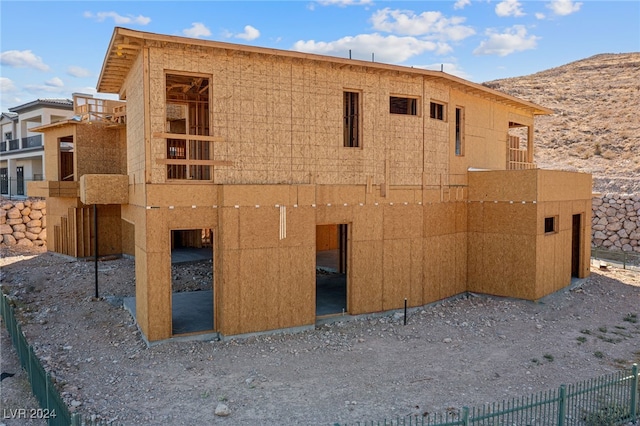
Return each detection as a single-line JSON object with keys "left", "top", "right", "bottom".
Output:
{"left": 483, "top": 52, "right": 640, "bottom": 194}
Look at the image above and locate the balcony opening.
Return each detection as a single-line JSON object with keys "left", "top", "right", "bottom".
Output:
{"left": 59, "top": 135, "right": 74, "bottom": 181}
{"left": 165, "top": 74, "right": 211, "bottom": 180}
{"left": 508, "top": 121, "right": 534, "bottom": 170}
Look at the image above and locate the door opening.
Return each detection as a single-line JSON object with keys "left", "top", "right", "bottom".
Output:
{"left": 170, "top": 228, "right": 214, "bottom": 335}
{"left": 16, "top": 166, "right": 24, "bottom": 196}
{"left": 571, "top": 214, "right": 581, "bottom": 277}
{"left": 316, "top": 224, "right": 348, "bottom": 316}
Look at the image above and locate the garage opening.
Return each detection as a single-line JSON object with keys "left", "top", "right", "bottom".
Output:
{"left": 316, "top": 224, "right": 348, "bottom": 316}
{"left": 170, "top": 229, "right": 214, "bottom": 335}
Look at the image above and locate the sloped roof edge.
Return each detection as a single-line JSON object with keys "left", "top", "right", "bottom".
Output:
{"left": 98, "top": 27, "right": 553, "bottom": 116}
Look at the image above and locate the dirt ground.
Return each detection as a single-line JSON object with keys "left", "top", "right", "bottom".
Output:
{"left": 1, "top": 245, "right": 639, "bottom": 426}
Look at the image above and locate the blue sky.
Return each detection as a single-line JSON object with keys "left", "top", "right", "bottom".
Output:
{"left": 1, "top": 0, "right": 639, "bottom": 112}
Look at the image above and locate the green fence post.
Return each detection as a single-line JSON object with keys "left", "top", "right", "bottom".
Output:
{"left": 71, "top": 412, "right": 81, "bottom": 426}
{"left": 631, "top": 364, "right": 638, "bottom": 423}
{"left": 461, "top": 406, "right": 469, "bottom": 426}
{"left": 557, "top": 385, "right": 566, "bottom": 426}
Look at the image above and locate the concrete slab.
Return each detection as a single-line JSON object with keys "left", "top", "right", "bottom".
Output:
{"left": 171, "top": 247, "right": 213, "bottom": 264}
{"left": 316, "top": 249, "right": 339, "bottom": 272}
{"left": 123, "top": 290, "right": 214, "bottom": 336}
{"left": 316, "top": 273, "right": 346, "bottom": 316}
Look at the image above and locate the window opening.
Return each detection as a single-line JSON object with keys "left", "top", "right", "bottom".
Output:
{"left": 455, "top": 107, "right": 464, "bottom": 156}
{"left": 343, "top": 91, "right": 360, "bottom": 147}
{"left": 430, "top": 102, "right": 445, "bottom": 120}
{"left": 166, "top": 74, "right": 211, "bottom": 180}
{"left": 544, "top": 217, "right": 557, "bottom": 234}
{"left": 390, "top": 96, "right": 418, "bottom": 115}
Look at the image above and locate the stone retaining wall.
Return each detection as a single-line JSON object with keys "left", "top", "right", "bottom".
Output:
{"left": 592, "top": 194, "right": 640, "bottom": 253}
{"left": 0, "top": 198, "right": 47, "bottom": 248}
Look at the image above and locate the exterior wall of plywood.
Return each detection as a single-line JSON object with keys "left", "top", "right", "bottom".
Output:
{"left": 467, "top": 170, "right": 591, "bottom": 300}
{"left": 75, "top": 124, "right": 126, "bottom": 177}
{"left": 316, "top": 224, "right": 338, "bottom": 251}
{"left": 92, "top": 29, "right": 594, "bottom": 342}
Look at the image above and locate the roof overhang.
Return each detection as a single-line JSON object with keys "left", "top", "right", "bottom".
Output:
{"left": 98, "top": 27, "right": 553, "bottom": 116}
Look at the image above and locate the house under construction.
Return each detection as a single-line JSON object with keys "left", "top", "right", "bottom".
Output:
{"left": 30, "top": 27, "right": 592, "bottom": 343}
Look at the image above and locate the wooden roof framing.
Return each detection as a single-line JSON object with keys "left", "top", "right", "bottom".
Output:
{"left": 97, "top": 27, "right": 553, "bottom": 116}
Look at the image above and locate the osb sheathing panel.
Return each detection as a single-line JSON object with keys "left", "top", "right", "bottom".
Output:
{"left": 480, "top": 202, "right": 537, "bottom": 235}
{"left": 382, "top": 238, "right": 424, "bottom": 310}
{"left": 96, "top": 205, "right": 123, "bottom": 255}
{"left": 423, "top": 234, "right": 465, "bottom": 302}
{"left": 275, "top": 246, "right": 315, "bottom": 328}
{"left": 316, "top": 205, "right": 355, "bottom": 226}
{"left": 349, "top": 240, "right": 383, "bottom": 315}
{"left": 122, "top": 52, "right": 146, "bottom": 181}
{"left": 423, "top": 203, "right": 457, "bottom": 237}
{"left": 218, "top": 246, "right": 314, "bottom": 336}
{"left": 351, "top": 206, "right": 383, "bottom": 242}
{"left": 145, "top": 250, "right": 172, "bottom": 341}
{"left": 537, "top": 170, "right": 592, "bottom": 202}
{"left": 467, "top": 233, "right": 537, "bottom": 299}
{"left": 75, "top": 123, "right": 126, "bottom": 177}
{"left": 221, "top": 185, "right": 291, "bottom": 207}
{"left": 316, "top": 224, "right": 338, "bottom": 251}
{"left": 80, "top": 174, "right": 128, "bottom": 205}
{"left": 145, "top": 184, "right": 218, "bottom": 208}
{"left": 121, "top": 219, "right": 135, "bottom": 256}
{"left": 141, "top": 44, "right": 543, "bottom": 189}
{"left": 127, "top": 183, "right": 146, "bottom": 208}
{"left": 383, "top": 204, "right": 422, "bottom": 240}
{"left": 134, "top": 245, "right": 150, "bottom": 337}
{"left": 468, "top": 170, "right": 538, "bottom": 202}
{"left": 315, "top": 185, "right": 366, "bottom": 206}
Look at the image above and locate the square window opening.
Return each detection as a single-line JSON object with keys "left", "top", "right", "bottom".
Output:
{"left": 544, "top": 216, "right": 557, "bottom": 234}
{"left": 430, "top": 101, "right": 445, "bottom": 121}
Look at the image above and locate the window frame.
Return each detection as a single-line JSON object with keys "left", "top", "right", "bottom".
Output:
{"left": 455, "top": 106, "right": 465, "bottom": 156}
{"left": 389, "top": 95, "right": 419, "bottom": 116}
{"left": 164, "top": 72, "right": 212, "bottom": 181}
{"left": 343, "top": 90, "right": 361, "bottom": 148}
{"left": 544, "top": 216, "right": 558, "bottom": 234}
{"left": 430, "top": 101, "right": 446, "bottom": 121}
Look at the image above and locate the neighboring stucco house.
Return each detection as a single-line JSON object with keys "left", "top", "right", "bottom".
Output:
{"left": 31, "top": 27, "right": 592, "bottom": 343}
{"left": 1, "top": 99, "right": 74, "bottom": 197}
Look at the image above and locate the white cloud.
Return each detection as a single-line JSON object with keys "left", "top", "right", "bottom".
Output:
{"left": 454, "top": 0, "right": 471, "bottom": 10}
{"left": 495, "top": 0, "right": 525, "bottom": 17}
{"left": 183, "top": 23, "right": 212, "bottom": 39}
{"left": 83, "top": 11, "right": 151, "bottom": 25}
{"left": 473, "top": 25, "right": 539, "bottom": 56}
{"left": 547, "top": 0, "right": 582, "bottom": 16}
{"left": 235, "top": 25, "right": 260, "bottom": 41}
{"left": 535, "top": 12, "right": 546, "bottom": 19}
{"left": 371, "top": 8, "right": 475, "bottom": 41}
{"left": 24, "top": 83, "right": 66, "bottom": 94}
{"left": 0, "top": 77, "right": 17, "bottom": 93}
{"left": 67, "top": 66, "right": 92, "bottom": 78}
{"left": 45, "top": 77, "right": 64, "bottom": 88}
{"left": 0, "top": 50, "right": 50, "bottom": 71}
{"left": 316, "top": 0, "right": 373, "bottom": 6}
{"left": 294, "top": 33, "right": 448, "bottom": 63}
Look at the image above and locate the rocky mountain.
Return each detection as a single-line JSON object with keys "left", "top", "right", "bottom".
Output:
{"left": 483, "top": 52, "right": 640, "bottom": 194}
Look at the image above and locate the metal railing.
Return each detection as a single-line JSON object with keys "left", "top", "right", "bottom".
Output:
{"left": 1, "top": 292, "right": 121, "bottom": 426}
{"left": 0, "top": 177, "right": 45, "bottom": 199}
{"left": 592, "top": 247, "right": 640, "bottom": 271}
{"left": 340, "top": 365, "right": 639, "bottom": 425}
{"left": 1, "top": 292, "right": 73, "bottom": 426}
{"left": 1, "top": 135, "right": 43, "bottom": 151}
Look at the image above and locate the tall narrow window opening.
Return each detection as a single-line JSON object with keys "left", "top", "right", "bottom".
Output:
{"left": 343, "top": 91, "right": 360, "bottom": 148}
{"left": 455, "top": 107, "right": 464, "bottom": 156}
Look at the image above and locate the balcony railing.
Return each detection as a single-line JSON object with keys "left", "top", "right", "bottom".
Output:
{"left": 1, "top": 135, "right": 43, "bottom": 153}
{"left": 23, "top": 135, "right": 43, "bottom": 148}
